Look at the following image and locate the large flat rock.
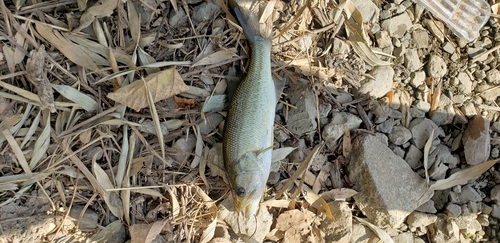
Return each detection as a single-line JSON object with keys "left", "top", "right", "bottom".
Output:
{"left": 348, "top": 135, "right": 434, "bottom": 228}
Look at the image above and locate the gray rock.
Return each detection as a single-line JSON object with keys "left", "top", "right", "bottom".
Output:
{"left": 427, "top": 55, "right": 448, "bottom": 79}
{"left": 375, "top": 118, "right": 394, "bottom": 134}
{"left": 407, "top": 212, "right": 438, "bottom": 230}
{"left": 322, "top": 112, "right": 362, "bottom": 150}
{"left": 405, "top": 145, "right": 423, "bottom": 169}
{"left": 350, "top": 224, "right": 374, "bottom": 243}
{"left": 69, "top": 205, "right": 98, "bottom": 231}
{"left": 487, "top": 69, "right": 500, "bottom": 84}
{"left": 376, "top": 31, "right": 392, "bottom": 49}
{"left": 429, "top": 94, "right": 455, "bottom": 126}
{"left": 381, "top": 12, "right": 413, "bottom": 38}
{"left": 463, "top": 115, "right": 491, "bottom": 165}
{"left": 192, "top": 0, "right": 221, "bottom": 24}
{"left": 410, "top": 71, "right": 426, "bottom": 88}
{"left": 429, "top": 215, "right": 460, "bottom": 243}
{"left": 199, "top": 113, "right": 224, "bottom": 135}
{"left": 405, "top": 49, "right": 421, "bottom": 72}
{"left": 138, "top": 119, "right": 169, "bottom": 135}
{"left": 479, "top": 84, "right": 500, "bottom": 101}
{"left": 461, "top": 101, "right": 477, "bottom": 117}
{"left": 319, "top": 201, "right": 352, "bottom": 243}
{"left": 446, "top": 203, "right": 462, "bottom": 217}
{"left": 287, "top": 84, "right": 317, "bottom": 135}
{"left": 457, "top": 72, "right": 473, "bottom": 94}
{"left": 274, "top": 129, "right": 289, "bottom": 143}
{"left": 393, "top": 146, "right": 405, "bottom": 159}
{"left": 348, "top": 135, "right": 434, "bottom": 227}
{"left": 409, "top": 118, "right": 444, "bottom": 149}
{"left": 414, "top": 100, "right": 431, "bottom": 112}
{"left": 171, "top": 136, "right": 197, "bottom": 162}
{"left": 442, "top": 42, "right": 455, "bottom": 54}
{"left": 375, "top": 132, "right": 389, "bottom": 146}
{"left": 429, "top": 162, "right": 448, "bottom": 180}
{"left": 492, "top": 205, "right": 500, "bottom": 219}
{"left": 410, "top": 108, "right": 426, "bottom": 118}
{"left": 459, "top": 184, "right": 482, "bottom": 203}
{"left": 432, "top": 189, "right": 451, "bottom": 210}
{"left": 492, "top": 122, "right": 500, "bottom": 133}
{"left": 490, "top": 185, "right": 500, "bottom": 204}
{"left": 412, "top": 29, "right": 429, "bottom": 49}
{"left": 428, "top": 145, "right": 458, "bottom": 170}
{"left": 267, "top": 172, "right": 280, "bottom": 185}
{"left": 392, "top": 232, "right": 413, "bottom": 243}
{"left": 336, "top": 92, "right": 353, "bottom": 103}
{"left": 388, "top": 126, "right": 412, "bottom": 145}
{"left": 358, "top": 66, "right": 395, "bottom": 98}
{"left": 416, "top": 199, "right": 437, "bottom": 214}
{"left": 351, "top": 0, "right": 380, "bottom": 23}
{"left": 169, "top": 8, "right": 188, "bottom": 27}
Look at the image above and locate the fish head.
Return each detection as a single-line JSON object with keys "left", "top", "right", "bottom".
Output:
{"left": 231, "top": 170, "right": 265, "bottom": 217}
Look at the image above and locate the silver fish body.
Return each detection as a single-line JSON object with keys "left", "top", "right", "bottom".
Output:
{"left": 223, "top": 6, "right": 276, "bottom": 217}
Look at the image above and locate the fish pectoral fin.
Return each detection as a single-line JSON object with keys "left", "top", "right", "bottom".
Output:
{"left": 255, "top": 145, "right": 274, "bottom": 158}
{"left": 226, "top": 67, "right": 243, "bottom": 104}
{"left": 273, "top": 76, "right": 286, "bottom": 104}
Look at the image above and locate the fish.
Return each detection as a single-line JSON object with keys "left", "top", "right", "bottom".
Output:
{"left": 223, "top": 2, "right": 278, "bottom": 217}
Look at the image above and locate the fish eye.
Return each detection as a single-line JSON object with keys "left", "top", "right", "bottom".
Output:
{"left": 236, "top": 187, "right": 245, "bottom": 197}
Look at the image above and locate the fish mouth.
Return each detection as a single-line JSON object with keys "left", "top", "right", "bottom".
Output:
{"left": 233, "top": 190, "right": 258, "bottom": 217}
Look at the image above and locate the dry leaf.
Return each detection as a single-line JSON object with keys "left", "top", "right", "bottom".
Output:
{"left": 429, "top": 159, "right": 499, "bottom": 191}
{"left": 30, "top": 112, "right": 51, "bottom": 169}
{"left": 423, "top": 130, "right": 434, "bottom": 186}
{"left": 355, "top": 217, "right": 394, "bottom": 243}
{"left": 192, "top": 49, "right": 237, "bottom": 67}
{"left": 93, "top": 161, "right": 124, "bottom": 218}
{"left": 129, "top": 220, "right": 168, "bottom": 243}
{"left": 320, "top": 188, "right": 358, "bottom": 201}
{"left": 35, "top": 23, "right": 99, "bottom": 71}
{"left": 74, "top": 0, "right": 120, "bottom": 32}
{"left": 26, "top": 45, "right": 55, "bottom": 112}
{"left": 302, "top": 185, "right": 334, "bottom": 220}
{"left": 108, "top": 68, "right": 189, "bottom": 111}
{"left": 199, "top": 215, "right": 217, "bottom": 243}
{"left": 174, "top": 96, "right": 196, "bottom": 109}
{"left": 271, "top": 147, "right": 296, "bottom": 162}
{"left": 276, "top": 209, "right": 317, "bottom": 243}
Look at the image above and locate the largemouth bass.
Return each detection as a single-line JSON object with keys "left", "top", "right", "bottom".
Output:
{"left": 223, "top": 4, "right": 277, "bottom": 217}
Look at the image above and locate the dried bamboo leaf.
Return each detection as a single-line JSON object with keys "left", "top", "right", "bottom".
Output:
{"left": 108, "top": 68, "right": 189, "bottom": 111}
{"left": 200, "top": 215, "right": 217, "bottom": 243}
{"left": 342, "top": 124, "right": 352, "bottom": 157}
{"left": 35, "top": 23, "right": 99, "bottom": 71}
{"left": 276, "top": 142, "right": 324, "bottom": 198}
{"left": 52, "top": 84, "right": 98, "bottom": 112}
{"left": 190, "top": 125, "right": 204, "bottom": 168}
{"left": 74, "top": 0, "right": 119, "bottom": 32}
{"left": 192, "top": 49, "right": 237, "bottom": 67}
{"left": 29, "top": 112, "right": 51, "bottom": 169}
{"left": 271, "top": 147, "right": 296, "bottom": 162}
{"left": 93, "top": 161, "right": 124, "bottom": 218}
{"left": 138, "top": 47, "right": 160, "bottom": 75}
{"left": 115, "top": 125, "right": 129, "bottom": 187}
{"left": 430, "top": 159, "right": 499, "bottom": 191}
{"left": 20, "top": 111, "right": 41, "bottom": 148}
{"left": 355, "top": 217, "right": 395, "bottom": 243}
{"left": 302, "top": 184, "right": 334, "bottom": 220}
{"left": 2, "top": 130, "right": 31, "bottom": 173}
{"left": 127, "top": 0, "right": 140, "bottom": 46}
{"left": 89, "top": 220, "right": 122, "bottom": 243}
{"left": 0, "top": 104, "right": 33, "bottom": 145}
{"left": 423, "top": 130, "right": 434, "bottom": 186}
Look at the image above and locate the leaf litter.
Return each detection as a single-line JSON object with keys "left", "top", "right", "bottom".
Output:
{"left": 1, "top": 0, "right": 498, "bottom": 242}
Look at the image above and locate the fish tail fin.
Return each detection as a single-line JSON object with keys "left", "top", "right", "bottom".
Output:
{"left": 233, "top": 5, "right": 272, "bottom": 43}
